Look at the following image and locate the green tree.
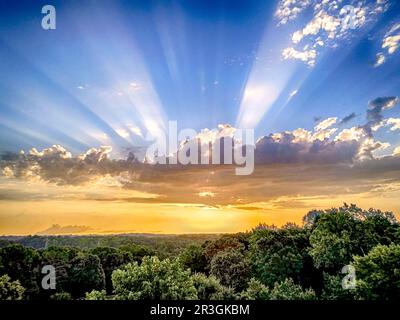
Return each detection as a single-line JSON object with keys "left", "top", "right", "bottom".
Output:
{"left": 210, "top": 248, "right": 250, "bottom": 291}
{"left": 89, "top": 247, "right": 127, "bottom": 294}
{"left": 308, "top": 205, "right": 399, "bottom": 271}
{"left": 39, "top": 246, "right": 80, "bottom": 296}
{"left": 249, "top": 226, "right": 317, "bottom": 289}
{"left": 203, "top": 235, "right": 245, "bottom": 263}
{"left": 0, "top": 275, "right": 25, "bottom": 300}
{"left": 67, "top": 253, "right": 105, "bottom": 298}
{"left": 309, "top": 210, "right": 358, "bottom": 270}
{"left": 240, "top": 278, "right": 270, "bottom": 300}
{"left": 192, "top": 273, "right": 236, "bottom": 300}
{"left": 269, "top": 278, "right": 316, "bottom": 300}
{"left": 112, "top": 256, "right": 197, "bottom": 300}
{"left": 0, "top": 244, "right": 40, "bottom": 298}
{"left": 321, "top": 273, "right": 356, "bottom": 300}
{"left": 85, "top": 289, "right": 107, "bottom": 300}
{"left": 354, "top": 244, "right": 400, "bottom": 300}
{"left": 119, "top": 244, "right": 154, "bottom": 263}
{"left": 179, "top": 244, "right": 207, "bottom": 274}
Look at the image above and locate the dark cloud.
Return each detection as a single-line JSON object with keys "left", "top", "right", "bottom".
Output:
{"left": 339, "top": 112, "right": 357, "bottom": 125}
{"left": 364, "top": 96, "right": 399, "bottom": 136}
{"left": 1, "top": 96, "right": 400, "bottom": 207}
{"left": 254, "top": 133, "right": 359, "bottom": 164}
{"left": 313, "top": 116, "right": 322, "bottom": 123}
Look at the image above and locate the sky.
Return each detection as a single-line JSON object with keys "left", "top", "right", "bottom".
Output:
{"left": 0, "top": 0, "right": 400, "bottom": 235}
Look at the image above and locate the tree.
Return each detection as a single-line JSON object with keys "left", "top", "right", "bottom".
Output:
{"left": 308, "top": 205, "right": 399, "bottom": 271}
{"left": 39, "top": 246, "right": 80, "bottom": 296}
{"left": 112, "top": 256, "right": 197, "bottom": 300}
{"left": 0, "top": 244, "right": 40, "bottom": 298}
{"left": 67, "top": 253, "right": 105, "bottom": 298}
{"left": 240, "top": 278, "right": 270, "bottom": 300}
{"left": 321, "top": 273, "right": 356, "bottom": 300}
{"left": 210, "top": 248, "right": 250, "bottom": 291}
{"left": 269, "top": 278, "right": 316, "bottom": 300}
{"left": 85, "top": 289, "right": 107, "bottom": 300}
{"left": 0, "top": 275, "right": 25, "bottom": 300}
{"left": 309, "top": 210, "right": 359, "bottom": 270}
{"left": 179, "top": 244, "right": 207, "bottom": 274}
{"left": 203, "top": 235, "right": 245, "bottom": 263}
{"left": 192, "top": 273, "right": 236, "bottom": 300}
{"left": 249, "top": 226, "right": 317, "bottom": 289}
{"left": 89, "top": 247, "right": 127, "bottom": 294}
{"left": 354, "top": 244, "right": 400, "bottom": 300}
{"left": 119, "top": 244, "right": 154, "bottom": 263}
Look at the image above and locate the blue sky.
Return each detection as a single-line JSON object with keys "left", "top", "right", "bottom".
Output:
{"left": 0, "top": 0, "right": 399, "bottom": 156}
{"left": 2, "top": 0, "right": 400, "bottom": 234}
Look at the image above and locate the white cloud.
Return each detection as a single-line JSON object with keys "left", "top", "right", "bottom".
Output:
{"left": 116, "top": 128, "right": 130, "bottom": 138}
{"left": 386, "top": 118, "right": 400, "bottom": 131}
{"left": 292, "top": 10, "right": 342, "bottom": 44}
{"left": 279, "top": 0, "right": 388, "bottom": 66}
{"left": 127, "top": 124, "right": 143, "bottom": 137}
{"left": 335, "top": 126, "right": 366, "bottom": 142}
{"left": 289, "top": 89, "right": 298, "bottom": 98}
{"left": 376, "top": 22, "right": 400, "bottom": 66}
{"left": 374, "top": 52, "right": 386, "bottom": 67}
{"left": 357, "top": 138, "right": 390, "bottom": 160}
{"left": 314, "top": 117, "right": 337, "bottom": 131}
{"left": 129, "top": 82, "right": 140, "bottom": 90}
{"left": 282, "top": 47, "right": 317, "bottom": 66}
{"left": 382, "top": 34, "right": 400, "bottom": 54}
{"left": 275, "top": 0, "right": 312, "bottom": 25}
{"left": 78, "top": 146, "right": 112, "bottom": 162}
{"left": 2, "top": 167, "right": 14, "bottom": 178}
{"left": 29, "top": 145, "right": 72, "bottom": 159}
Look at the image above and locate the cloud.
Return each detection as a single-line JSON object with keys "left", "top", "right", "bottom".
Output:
{"left": 289, "top": 89, "right": 298, "bottom": 99}
{"left": 29, "top": 145, "right": 72, "bottom": 159}
{"left": 1, "top": 96, "right": 399, "bottom": 207}
{"left": 282, "top": 47, "right": 317, "bottom": 66}
{"left": 375, "top": 22, "right": 400, "bottom": 66}
{"left": 198, "top": 191, "right": 216, "bottom": 198}
{"left": 127, "top": 124, "right": 143, "bottom": 137}
{"left": 314, "top": 117, "right": 337, "bottom": 131}
{"left": 78, "top": 146, "right": 112, "bottom": 163}
{"left": 335, "top": 126, "right": 365, "bottom": 142}
{"left": 386, "top": 118, "right": 400, "bottom": 131}
{"left": 275, "top": 0, "right": 312, "bottom": 25}
{"left": 339, "top": 112, "right": 357, "bottom": 125}
{"left": 382, "top": 23, "right": 400, "bottom": 54}
{"left": 129, "top": 82, "right": 140, "bottom": 90}
{"left": 291, "top": 10, "right": 342, "bottom": 44}
{"left": 116, "top": 128, "right": 130, "bottom": 138}
{"left": 364, "top": 96, "right": 399, "bottom": 135}
{"left": 393, "top": 146, "right": 400, "bottom": 156}
{"left": 374, "top": 52, "right": 386, "bottom": 67}
{"left": 278, "top": 0, "right": 389, "bottom": 66}
{"left": 36, "top": 224, "right": 93, "bottom": 235}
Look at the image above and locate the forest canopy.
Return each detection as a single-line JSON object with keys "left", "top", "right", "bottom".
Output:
{"left": 0, "top": 204, "right": 399, "bottom": 300}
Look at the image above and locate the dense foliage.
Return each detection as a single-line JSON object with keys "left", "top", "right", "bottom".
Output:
{"left": 0, "top": 204, "right": 399, "bottom": 300}
{"left": 112, "top": 256, "right": 197, "bottom": 299}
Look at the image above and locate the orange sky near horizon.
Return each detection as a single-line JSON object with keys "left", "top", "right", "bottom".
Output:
{"left": 1, "top": 194, "right": 399, "bottom": 235}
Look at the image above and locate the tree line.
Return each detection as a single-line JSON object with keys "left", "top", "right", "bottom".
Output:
{"left": 1, "top": 204, "right": 399, "bottom": 300}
